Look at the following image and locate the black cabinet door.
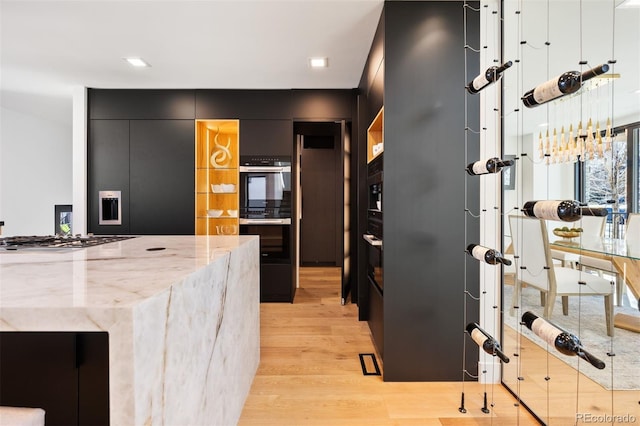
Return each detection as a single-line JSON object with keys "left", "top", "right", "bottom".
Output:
{"left": 0, "top": 333, "right": 78, "bottom": 425}
{"left": 0, "top": 332, "right": 110, "bottom": 426}
{"left": 129, "top": 120, "right": 195, "bottom": 235}
{"left": 240, "top": 119, "right": 293, "bottom": 157}
{"left": 88, "top": 120, "right": 130, "bottom": 235}
{"left": 260, "top": 263, "right": 293, "bottom": 302}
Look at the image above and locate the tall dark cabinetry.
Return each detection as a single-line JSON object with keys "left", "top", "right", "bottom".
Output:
{"left": 88, "top": 89, "right": 354, "bottom": 303}
{"left": 358, "top": 1, "right": 480, "bottom": 381}
{"left": 88, "top": 91, "right": 196, "bottom": 235}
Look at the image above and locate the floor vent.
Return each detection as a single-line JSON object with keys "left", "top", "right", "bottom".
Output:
{"left": 358, "top": 353, "right": 381, "bottom": 376}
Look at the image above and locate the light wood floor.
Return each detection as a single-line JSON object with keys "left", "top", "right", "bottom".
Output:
{"left": 238, "top": 267, "right": 540, "bottom": 425}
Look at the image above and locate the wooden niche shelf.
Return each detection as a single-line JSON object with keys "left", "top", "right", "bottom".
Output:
{"left": 195, "top": 119, "right": 240, "bottom": 236}
{"left": 367, "top": 107, "right": 384, "bottom": 163}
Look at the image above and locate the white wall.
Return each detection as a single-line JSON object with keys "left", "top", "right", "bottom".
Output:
{"left": 0, "top": 99, "right": 72, "bottom": 236}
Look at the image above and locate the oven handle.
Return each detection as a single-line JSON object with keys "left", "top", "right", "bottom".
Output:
{"left": 240, "top": 218, "right": 292, "bottom": 225}
{"left": 239, "top": 166, "right": 291, "bottom": 173}
{"left": 363, "top": 234, "right": 382, "bottom": 247}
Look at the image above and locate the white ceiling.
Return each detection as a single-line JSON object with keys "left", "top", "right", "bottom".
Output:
{"left": 0, "top": 0, "right": 384, "bottom": 122}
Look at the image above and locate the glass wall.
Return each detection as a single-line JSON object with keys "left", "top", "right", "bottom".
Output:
{"left": 500, "top": 0, "right": 640, "bottom": 424}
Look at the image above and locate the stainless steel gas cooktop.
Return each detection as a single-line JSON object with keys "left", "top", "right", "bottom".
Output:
{"left": 0, "top": 234, "right": 135, "bottom": 250}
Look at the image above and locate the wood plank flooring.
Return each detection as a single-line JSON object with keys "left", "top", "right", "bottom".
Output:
{"left": 238, "top": 267, "right": 539, "bottom": 425}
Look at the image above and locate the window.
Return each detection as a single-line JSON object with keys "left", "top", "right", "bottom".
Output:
{"left": 578, "top": 122, "right": 640, "bottom": 237}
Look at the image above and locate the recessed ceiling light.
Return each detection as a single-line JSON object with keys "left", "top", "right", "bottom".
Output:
{"left": 124, "top": 57, "right": 150, "bottom": 68}
{"left": 309, "top": 57, "right": 328, "bottom": 68}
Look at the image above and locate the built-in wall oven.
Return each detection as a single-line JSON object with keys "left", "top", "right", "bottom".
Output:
{"left": 239, "top": 156, "right": 292, "bottom": 221}
{"left": 364, "top": 154, "right": 383, "bottom": 292}
{"left": 364, "top": 214, "right": 383, "bottom": 291}
{"left": 239, "top": 156, "right": 294, "bottom": 302}
{"left": 239, "top": 155, "right": 292, "bottom": 262}
{"left": 364, "top": 154, "right": 384, "bottom": 356}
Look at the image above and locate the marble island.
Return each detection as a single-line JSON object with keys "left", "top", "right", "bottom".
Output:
{"left": 0, "top": 235, "right": 260, "bottom": 425}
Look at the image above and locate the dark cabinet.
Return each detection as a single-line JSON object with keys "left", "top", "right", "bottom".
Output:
{"left": 260, "top": 263, "right": 293, "bottom": 302}
{"left": 0, "top": 332, "right": 109, "bottom": 426}
{"left": 130, "top": 120, "right": 195, "bottom": 234}
{"left": 88, "top": 120, "right": 130, "bottom": 235}
{"left": 357, "top": 1, "right": 480, "bottom": 381}
{"left": 88, "top": 119, "right": 195, "bottom": 235}
{"left": 240, "top": 119, "right": 293, "bottom": 157}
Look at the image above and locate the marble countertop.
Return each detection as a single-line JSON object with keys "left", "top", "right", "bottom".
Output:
{"left": 0, "top": 235, "right": 257, "bottom": 310}
{"left": 0, "top": 235, "right": 261, "bottom": 425}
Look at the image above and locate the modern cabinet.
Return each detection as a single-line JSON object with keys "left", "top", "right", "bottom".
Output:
{"left": 130, "top": 120, "right": 194, "bottom": 235}
{"left": 195, "top": 120, "right": 240, "bottom": 235}
{"left": 357, "top": 1, "right": 480, "bottom": 381}
{"left": 239, "top": 119, "right": 292, "bottom": 157}
{"left": 0, "top": 332, "right": 109, "bottom": 426}
{"left": 88, "top": 120, "right": 130, "bottom": 235}
{"left": 88, "top": 119, "right": 194, "bottom": 235}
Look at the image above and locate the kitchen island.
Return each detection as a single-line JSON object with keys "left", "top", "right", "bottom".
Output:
{"left": 0, "top": 235, "right": 260, "bottom": 425}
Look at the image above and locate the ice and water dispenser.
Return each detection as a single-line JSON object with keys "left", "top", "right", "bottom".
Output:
{"left": 98, "top": 191, "right": 122, "bottom": 225}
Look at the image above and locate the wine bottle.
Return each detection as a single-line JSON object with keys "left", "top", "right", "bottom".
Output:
{"left": 466, "top": 322, "right": 510, "bottom": 363}
{"left": 522, "top": 200, "right": 581, "bottom": 222}
{"left": 466, "top": 61, "right": 513, "bottom": 94}
{"left": 521, "top": 311, "right": 605, "bottom": 369}
{"left": 466, "top": 244, "right": 512, "bottom": 266}
{"left": 521, "top": 63, "right": 609, "bottom": 108}
{"left": 465, "top": 157, "right": 514, "bottom": 176}
{"left": 522, "top": 200, "right": 609, "bottom": 222}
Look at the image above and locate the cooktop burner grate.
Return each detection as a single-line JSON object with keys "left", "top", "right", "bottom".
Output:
{"left": 0, "top": 235, "right": 135, "bottom": 250}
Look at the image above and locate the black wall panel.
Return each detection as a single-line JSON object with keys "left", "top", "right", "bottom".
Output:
{"left": 363, "top": 7, "right": 385, "bottom": 122}
{"left": 89, "top": 90, "right": 195, "bottom": 119}
{"left": 364, "top": 1, "right": 480, "bottom": 381}
{"left": 196, "top": 90, "right": 293, "bottom": 120}
{"left": 240, "top": 119, "right": 293, "bottom": 157}
{"left": 87, "top": 88, "right": 355, "bottom": 237}
{"left": 88, "top": 120, "right": 130, "bottom": 234}
{"left": 291, "top": 89, "right": 355, "bottom": 120}
{"left": 129, "top": 120, "right": 195, "bottom": 235}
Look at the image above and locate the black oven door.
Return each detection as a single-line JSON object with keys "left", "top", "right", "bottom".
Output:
{"left": 239, "top": 166, "right": 292, "bottom": 219}
{"left": 240, "top": 223, "right": 291, "bottom": 264}
{"left": 363, "top": 234, "right": 383, "bottom": 291}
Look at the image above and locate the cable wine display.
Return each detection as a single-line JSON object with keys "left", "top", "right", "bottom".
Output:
{"left": 465, "top": 322, "right": 510, "bottom": 363}
{"left": 521, "top": 63, "right": 609, "bottom": 108}
{"left": 466, "top": 61, "right": 513, "bottom": 94}
{"left": 521, "top": 200, "right": 608, "bottom": 222}
{"left": 466, "top": 244, "right": 512, "bottom": 266}
{"left": 521, "top": 311, "right": 606, "bottom": 370}
{"left": 465, "top": 157, "right": 514, "bottom": 176}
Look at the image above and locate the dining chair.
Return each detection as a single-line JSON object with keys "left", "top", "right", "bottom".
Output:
{"left": 625, "top": 213, "right": 639, "bottom": 242}
{"left": 509, "top": 215, "right": 615, "bottom": 336}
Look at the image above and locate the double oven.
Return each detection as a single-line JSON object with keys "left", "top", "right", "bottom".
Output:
{"left": 364, "top": 155, "right": 383, "bottom": 292}
{"left": 239, "top": 156, "right": 292, "bottom": 262}
{"left": 239, "top": 156, "right": 293, "bottom": 301}
{"left": 364, "top": 154, "right": 384, "bottom": 355}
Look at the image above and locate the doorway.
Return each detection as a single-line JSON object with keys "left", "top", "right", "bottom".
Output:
{"left": 294, "top": 121, "right": 351, "bottom": 304}
{"left": 296, "top": 122, "right": 341, "bottom": 266}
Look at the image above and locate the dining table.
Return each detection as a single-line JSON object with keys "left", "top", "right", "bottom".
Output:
{"left": 550, "top": 236, "right": 640, "bottom": 332}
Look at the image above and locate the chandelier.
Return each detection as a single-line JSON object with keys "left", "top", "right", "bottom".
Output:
{"left": 538, "top": 117, "right": 614, "bottom": 164}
